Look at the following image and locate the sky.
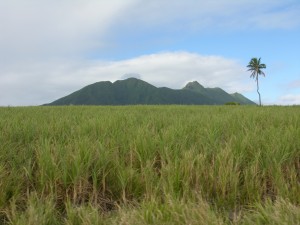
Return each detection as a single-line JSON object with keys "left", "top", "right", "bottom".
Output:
{"left": 0, "top": 0, "right": 300, "bottom": 106}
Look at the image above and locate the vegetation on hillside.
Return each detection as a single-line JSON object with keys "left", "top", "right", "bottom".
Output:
{"left": 0, "top": 106, "right": 299, "bottom": 224}
{"left": 46, "top": 78, "right": 256, "bottom": 106}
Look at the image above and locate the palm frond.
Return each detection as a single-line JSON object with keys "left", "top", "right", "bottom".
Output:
{"left": 258, "top": 70, "right": 265, "bottom": 76}
{"left": 259, "top": 64, "right": 266, "bottom": 69}
{"left": 246, "top": 57, "right": 266, "bottom": 78}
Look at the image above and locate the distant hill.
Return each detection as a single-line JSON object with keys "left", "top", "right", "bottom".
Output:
{"left": 182, "top": 81, "right": 255, "bottom": 105}
{"left": 230, "top": 92, "right": 256, "bottom": 105}
{"left": 45, "top": 78, "right": 256, "bottom": 105}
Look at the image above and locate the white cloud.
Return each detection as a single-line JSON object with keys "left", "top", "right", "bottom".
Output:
{"left": 0, "top": 0, "right": 298, "bottom": 106}
{"left": 1, "top": 0, "right": 298, "bottom": 62}
{"left": 0, "top": 52, "right": 253, "bottom": 106}
{"left": 287, "top": 80, "right": 300, "bottom": 89}
{"left": 0, "top": 0, "right": 135, "bottom": 60}
{"left": 278, "top": 94, "right": 300, "bottom": 105}
{"left": 251, "top": 5, "right": 300, "bottom": 29}
{"left": 121, "top": 73, "right": 142, "bottom": 80}
{"left": 115, "top": 0, "right": 300, "bottom": 33}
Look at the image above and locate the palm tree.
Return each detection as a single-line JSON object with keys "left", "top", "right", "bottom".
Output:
{"left": 247, "top": 58, "right": 266, "bottom": 106}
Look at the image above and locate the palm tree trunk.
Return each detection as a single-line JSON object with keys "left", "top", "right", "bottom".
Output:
{"left": 256, "top": 75, "right": 261, "bottom": 106}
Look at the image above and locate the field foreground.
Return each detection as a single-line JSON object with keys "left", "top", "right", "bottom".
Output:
{"left": 0, "top": 106, "right": 299, "bottom": 224}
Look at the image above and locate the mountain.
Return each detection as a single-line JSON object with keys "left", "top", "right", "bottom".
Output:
{"left": 230, "top": 92, "right": 256, "bottom": 105}
{"left": 183, "top": 81, "right": 255, "bottom": 105}
{"left": 45, "top": 78, "right": 256, "bottom": 105}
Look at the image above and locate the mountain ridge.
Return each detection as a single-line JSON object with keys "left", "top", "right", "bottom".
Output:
{"left": 45, "top": 77, "right": 256, "bottom": 105}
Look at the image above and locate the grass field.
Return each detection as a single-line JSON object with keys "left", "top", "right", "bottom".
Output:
{"left": 0, "top": 105, "right": 299, "bottom": 224}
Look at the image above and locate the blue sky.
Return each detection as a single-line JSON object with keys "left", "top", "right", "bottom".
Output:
{"left": 0, "top": 0, "right": 299, "bottom": 105}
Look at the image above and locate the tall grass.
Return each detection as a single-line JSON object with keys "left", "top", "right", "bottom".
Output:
{"left": 0, "top": 105, "right": 299, "bottom": 224}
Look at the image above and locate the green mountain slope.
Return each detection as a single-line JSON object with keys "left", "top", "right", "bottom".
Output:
{"left": 183, "top": 81, "right": 256, "bottom": 105}
{"left": 230, "top": 92, "right": 256, "bottom": 105}
{"left": 45, "top": 78, "right": 255, "bottom": 105}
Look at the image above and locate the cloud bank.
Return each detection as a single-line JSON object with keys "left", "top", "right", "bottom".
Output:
{"left": 1, "top": 0, "right": 298, "bottom": 61}
{"left": 0, "top": 0, "right": 135, "bottom": 61}
{"left": 0, "top": 0, "right": 299, "bottom": 105}
{"left": 116, "top": 0, "right": 300, "bottom": 33}
{"left": 278, "top": 94, "right": 300, "bottom": 105}
{"left": 0, "top": 52, "right": 252, "bottom": 106}
{"left": 287, "top": 80, "right": 300, "bottom": 89}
